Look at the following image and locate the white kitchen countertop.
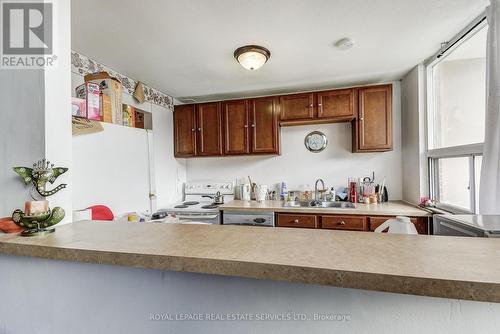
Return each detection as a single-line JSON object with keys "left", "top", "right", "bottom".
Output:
{"left": 220, "top": 200, "right": 432, "bottom": 217}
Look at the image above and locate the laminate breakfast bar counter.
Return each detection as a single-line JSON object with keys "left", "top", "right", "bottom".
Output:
{"left": 1, "top": 222, "right": 500, "bottom": 334}
{"left": 0, "top": 221, "right": 498, "bottom": 301}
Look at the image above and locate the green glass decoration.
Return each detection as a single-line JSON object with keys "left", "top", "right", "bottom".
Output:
{"left": 11, "top": 159, "right": 68, "bottom": 237}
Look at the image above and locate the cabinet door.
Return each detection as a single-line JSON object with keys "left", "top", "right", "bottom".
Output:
{"left": 173, "top": 104, "right": 196, "bottom": 157}
{"left": 369, "top": 216, "right": 428, "bottom": 234}
{"left": 249, "top": 97, "right": 280, "bottom": 154}
{"left": 317, "top": 89, "right": 354, "bottom": 120}
{"left": 277, "top": 214, "right": 318, "bottom": 228}
{"left": 354, "top": 85, "right": 392, "bottom": 152}
{"left": 280, "top": 93, "right": 315, "bottom": 121}
{"left": 196, "top": 102, "right": 222, "bottom": 156}
{"left": 223, "top": 100, "right": 249, "bottom": 155}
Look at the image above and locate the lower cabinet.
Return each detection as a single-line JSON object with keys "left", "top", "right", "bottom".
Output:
{"left": 276, "top": 213, "right": 429, "bottom": 234}
{"left": 368, "top": 216, "right": 428, "bottom": 235}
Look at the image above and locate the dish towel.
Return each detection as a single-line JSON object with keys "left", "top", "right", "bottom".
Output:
{"left": 480, "top": 0, "right": 500, "bottom": 214}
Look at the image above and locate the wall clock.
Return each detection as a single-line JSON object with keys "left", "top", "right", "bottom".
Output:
{"left": 304, "top": 131, "right": 328, "bottom": 153}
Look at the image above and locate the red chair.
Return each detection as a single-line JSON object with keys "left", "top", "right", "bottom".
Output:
{"left": 86, "top": 205, "right": 114, "bottom": 221}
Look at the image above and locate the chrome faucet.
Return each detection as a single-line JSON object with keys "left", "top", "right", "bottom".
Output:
{"left": 313, "top": 179, "right": 326, "bottom": 205}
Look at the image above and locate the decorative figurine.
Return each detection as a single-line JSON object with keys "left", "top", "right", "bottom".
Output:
{"left": 11, "top": 159, "right": 68, "bottom": 237}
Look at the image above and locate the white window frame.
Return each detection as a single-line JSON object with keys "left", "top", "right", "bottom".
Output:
{"left": 424, "top": 14, "right": 487, "bottom": 214}
{"left": 428, "top": 148, "right": 483, "bottom": 214}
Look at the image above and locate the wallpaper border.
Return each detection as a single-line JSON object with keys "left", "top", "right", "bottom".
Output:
{"left": 71, "top": 51, "right": 174, "bottom": 110}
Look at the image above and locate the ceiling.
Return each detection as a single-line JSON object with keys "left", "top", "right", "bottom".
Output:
{"left": 71, "top": 0, "right": 488, "bottom": 103}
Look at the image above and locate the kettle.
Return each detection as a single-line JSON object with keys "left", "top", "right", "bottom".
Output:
{"left": 374, "top": 216, "right": 418, "bottom": 235}
{"left": 213, "top": 191, "right": 224, "bottom": 205}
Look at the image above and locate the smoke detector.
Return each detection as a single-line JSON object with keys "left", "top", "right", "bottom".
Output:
{"left": 335, "top": 38, "right": 355, "bottom": 50}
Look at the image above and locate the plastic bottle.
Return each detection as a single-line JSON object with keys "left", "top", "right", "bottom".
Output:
{"left": 329, "top": 187, "right": 336, "bottom": 201}
{"left": 280, "top": 182, "right": 287, "bottom": 201}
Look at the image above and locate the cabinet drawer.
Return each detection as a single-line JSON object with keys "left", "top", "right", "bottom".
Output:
{"left": 321, "top": 215, "right": 367, "bottom": 231}
{"left": 276, "top": 214, "right": 318, "bottom": 228}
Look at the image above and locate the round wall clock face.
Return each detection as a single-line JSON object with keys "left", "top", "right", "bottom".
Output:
{"left": 304, "top": 131, "right": 328, "bottom": 152}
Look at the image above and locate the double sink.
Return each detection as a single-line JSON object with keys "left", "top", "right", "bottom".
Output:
{"left": 283, "top": 201, "right": 357, "bottom": 209}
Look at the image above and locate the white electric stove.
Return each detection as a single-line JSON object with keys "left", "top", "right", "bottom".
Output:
{"left": 152, "top": 181, "right": 234, "bottom": 224}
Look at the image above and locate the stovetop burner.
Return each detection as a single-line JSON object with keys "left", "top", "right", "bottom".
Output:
{"left": 183, "top": 201, "right": 200, "bottom": 206}
{"left": 201, "top": 204, "right": 219, "bottom": 209}
{"left": 174, "top": 205, "right": 189, "bottom": 209}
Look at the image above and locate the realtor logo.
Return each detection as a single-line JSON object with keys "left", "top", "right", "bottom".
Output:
{"left": 1, "top": 1, "right": 56, "bottom": 68}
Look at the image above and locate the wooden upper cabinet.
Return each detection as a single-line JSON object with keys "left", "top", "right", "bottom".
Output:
{"left": 249, "top": 97, "right": 280, "bottom": 154}
{"left": 223, "top": 100, "right": 249, "bottom": 155}
{"left": 317, "top": 89, "right": 355, "bottom": 120}
{"left": 280, "top": 93, "right": 315, "bottom": 121}
{"left": 196, "top": 102, "right": 222, "bottom": 156}
{"left": 173, "top": 104, "right": 196, "bottom": 157}
{"left": 173, "top": 84, "right": 392, "bottom": 158}
{"left": 353, "top": 85, "right": 393, "bottom": 152}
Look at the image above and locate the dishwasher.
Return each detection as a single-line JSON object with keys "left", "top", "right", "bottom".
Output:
{"left": 223, "top": 211, "right": 275, "bottom": 227}
{"left": 433, "top": 214, "right": 500, "bottom": 237}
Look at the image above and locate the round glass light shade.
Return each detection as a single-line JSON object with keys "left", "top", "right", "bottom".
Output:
{"left": 237, "top": 51, "right": 267, "bottom": 70}
{"left": 234, "top": 45, "right": 270, "bottom": 70}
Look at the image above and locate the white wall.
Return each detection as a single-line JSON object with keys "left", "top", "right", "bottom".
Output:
{"left": 0, "top": 0, "right": 72, "bottom": 220}
{"left": 187, "top": 82, "right": 403, "bottom": 199}
{"left": 72, "top": 123, "right": 151, "bottom": 215}
{"left": 71, "top": 72, "right": 186, "bottom": 216}
{"left": 45, "top": 0, "right": 72, "bottom": 223}
{"left": 1, "top": 254, "right": 500, "bottom": 334}
{"left": 0, "top": 70, "right": 45, "bottom": 217}
{"left": 401, "top": 65, "right": 427, "bottom": 204}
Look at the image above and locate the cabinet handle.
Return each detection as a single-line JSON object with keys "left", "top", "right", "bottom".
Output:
{"left": 309, "top": 104, "right": 314, "bottom": 108}
{"left": 293, "top": 219, "right": 299, "bottom": 224}
{"left": 359, "top": 117, "right": 364, "bottom": 121}
{"left": 251, "top": 124, "right": 255, "bottom": 128}
{"left": 318, "top": 104, "right": 322, "bottom": 107}
{"left": 197, "top": 128, "right": 202, "bottom": 131}
{"left": 244, "top": 124, "right": 248, "bottom": 128}
{"left": 191, "top": 128, "right": 195, "bottom": 132}
{"left": 340, "top": 221, "right": 346, "bottom": 225}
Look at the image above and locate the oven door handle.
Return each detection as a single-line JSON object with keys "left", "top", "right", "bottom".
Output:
{"left": 177, "top": 214, "right": 219, "bottom": 220}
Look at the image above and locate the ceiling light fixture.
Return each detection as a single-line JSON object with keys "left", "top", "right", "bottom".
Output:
{"left": 234, "top": 45, "right": 271, "bottom": 70}
{"left": 335, "top": 38, "right": 355, "bottom": 50}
